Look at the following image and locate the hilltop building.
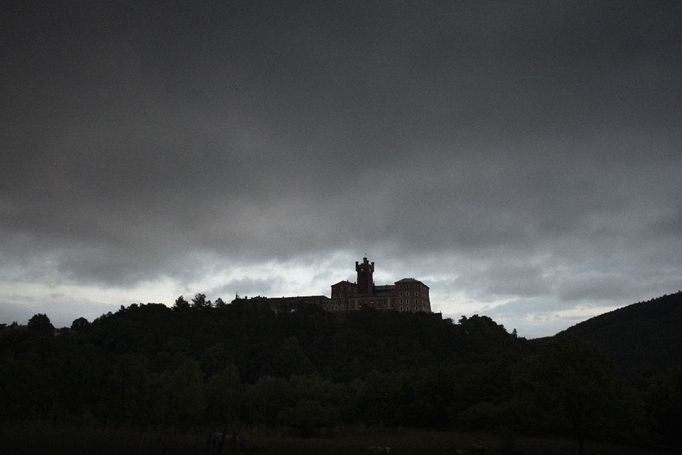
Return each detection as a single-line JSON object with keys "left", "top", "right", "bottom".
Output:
{"left": 237, "top": 257, "right": 431, "bottom": 313}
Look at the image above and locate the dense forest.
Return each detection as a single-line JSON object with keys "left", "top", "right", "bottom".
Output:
{"left": 559, "top": 292, "right": 682, "bottom": 375}
{"left": 1, "top": 293, "right": 681, "bottom": 454}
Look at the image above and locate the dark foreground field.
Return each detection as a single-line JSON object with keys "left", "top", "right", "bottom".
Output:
{"left": 0, "top": 424, "right": 671, "bottom": 455}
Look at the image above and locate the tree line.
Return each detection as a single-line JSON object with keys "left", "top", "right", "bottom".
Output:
{"left": 0, "top": 297, "right": 680, "bottom": 451}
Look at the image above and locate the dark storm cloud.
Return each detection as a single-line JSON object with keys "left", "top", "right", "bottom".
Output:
{"left": 1, "top": 1, "right": 681, "bottom": 331}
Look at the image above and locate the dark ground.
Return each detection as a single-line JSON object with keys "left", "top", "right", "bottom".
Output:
{"left": 0, "top": 424, "right": 673, "bottom": 455}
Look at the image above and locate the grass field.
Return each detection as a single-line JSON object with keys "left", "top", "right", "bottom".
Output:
{"left": 0, "top": 423, "right": 672, "bottom": 455}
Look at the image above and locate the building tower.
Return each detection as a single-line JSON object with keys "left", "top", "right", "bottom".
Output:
{"left": 356, "top": 257, "right": 375, "bottom": 294}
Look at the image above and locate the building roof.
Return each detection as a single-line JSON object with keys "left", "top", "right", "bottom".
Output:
{"left": 395, "top": 278, "right": 429, "bottom": 288}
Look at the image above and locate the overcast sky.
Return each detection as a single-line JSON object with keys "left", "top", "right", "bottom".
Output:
{"left": 2, "top": 1, "right": 680, "bottom": 337}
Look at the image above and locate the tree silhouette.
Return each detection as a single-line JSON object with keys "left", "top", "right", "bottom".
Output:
{"left": 27, "top": 313, "right": 54, "bottom": 334}
{"left": 71, "top": 317, "right": 90, "bottom": 331}
{"left": 192, "top": 293, "right": 210, "bottom": 309}
{"left": 173, "top": 295, "right": 190, "bottom": 311}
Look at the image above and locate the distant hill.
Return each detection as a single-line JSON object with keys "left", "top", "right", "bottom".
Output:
{"left": 558, "top": 291, "right": 682, "bottom": 375}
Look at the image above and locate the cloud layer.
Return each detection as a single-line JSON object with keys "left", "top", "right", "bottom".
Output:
{"left": 2, "top": 1, "right": 681, "bottom": 335}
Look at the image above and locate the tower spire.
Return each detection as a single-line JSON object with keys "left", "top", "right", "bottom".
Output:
{"left": 355, "top": 257, "right": 375, "bottom": 294}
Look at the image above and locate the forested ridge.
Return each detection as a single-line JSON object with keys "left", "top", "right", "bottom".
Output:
{"left": 559, "top": 291, "right": 682, "bottom": 375}
{"left": 1, "top": 294, "right": 680, "bottom": 452}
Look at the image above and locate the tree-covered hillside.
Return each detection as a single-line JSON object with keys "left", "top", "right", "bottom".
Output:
{"left": 559, "top": 291, "right": 682, "bottom": 375}
{"left": 0, "top": 296, "right": 679, "bottom": 451}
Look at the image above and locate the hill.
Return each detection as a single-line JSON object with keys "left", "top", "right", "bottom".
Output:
{"left": 558, "top": 291, "right": 682, "bottom": 375}
{"left": 1, "top": 295, "right": 679, "bottom": 451}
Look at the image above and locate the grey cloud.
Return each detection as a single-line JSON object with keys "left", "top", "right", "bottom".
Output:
{"left": 1, "top": 1, "right": 681, "bottom": 335}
